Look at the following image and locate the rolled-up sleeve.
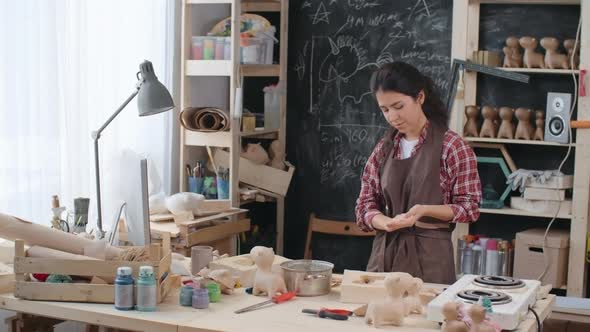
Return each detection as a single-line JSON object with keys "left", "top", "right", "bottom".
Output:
{"left": 355, "top": 140, "right": 385, "bottom": 231}
{"left": 444, "top": 134, "right": 482, "bottom": 223}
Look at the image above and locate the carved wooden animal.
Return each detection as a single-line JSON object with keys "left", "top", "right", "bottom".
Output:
{"left": 479, "top": 106, "right": 498, "bottom": 138}
{"left": 464, "top": 106, "right": 480, "bottom": 137}
{"left": 404, "top": 277, "right": 424, "bottom": 315}
{"left": 365, "top": 272, "right": 413, "bottom": 328}
{"left": 564, "top": 39, "right": 580, "bottom": 69}
{"left": 251, "top": 246, "right": 287, "bottom": 298}
{"left": 503, "top": 36, "right": 523, "bottom": 68}
{"left": 541, "top": 37, "right": 570, "bottom": 69}
{"left": 241, "top": 143, "right": 269, "bottom": 165}
{"left": 267, "top": 140, "right": 285, "bottom": 170}
{"left": 534, "top": 110, "right": 545, "bottom": 141}
{"left": 519, "top": 37, "right": 546, "bottom": 69}
{"left": 497, "top": 107, "right": 515, "bottom": 139}
{"left": 468, "top": 305, "right": 495, "bottom": 332}
{"left": 515, "top": 108, "right": 534, "bottom": 140}
{"left": 441, "top": 302, "right": 468, "bottom": 332}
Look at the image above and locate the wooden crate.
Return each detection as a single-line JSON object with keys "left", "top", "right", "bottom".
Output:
{"left": 151, "top": 209, "right": 250, "bottom": 256}
{"left": 13, "top": 236, "right": 175, "bottom": 304}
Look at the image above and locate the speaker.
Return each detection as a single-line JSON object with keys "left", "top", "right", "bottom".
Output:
{"left": 544, "top": 92, "right": 571, "bottom": 144}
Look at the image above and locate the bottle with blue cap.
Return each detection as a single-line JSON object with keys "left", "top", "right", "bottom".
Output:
{"left": 114, "top": 266, "right": 134, "bottom": 310}
{"left": 136, "top": 266, "right": 157, "bottom": 311}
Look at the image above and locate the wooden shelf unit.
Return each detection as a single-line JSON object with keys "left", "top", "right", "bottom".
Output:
{"left": 464, "top": 136, "right": 576, "bottom": 147}
{"left": 497, "top": 67, "right": 580, "bottom": 74}
{"left": 179, "top": 0, "right": 289, "bottom": 255}
{"left": 451, "top": 0, "right": 589, "bottom": 297}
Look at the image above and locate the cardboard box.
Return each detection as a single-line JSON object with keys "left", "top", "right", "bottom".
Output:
{"left": 513, "top": 228, "right": 569, "bottom": 287}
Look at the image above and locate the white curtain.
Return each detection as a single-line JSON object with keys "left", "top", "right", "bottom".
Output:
{"left": 0, "top": 0, "right": 180, "bottom": 229}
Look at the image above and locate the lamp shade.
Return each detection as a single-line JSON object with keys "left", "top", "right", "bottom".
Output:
{"left": 137, "top": 60, "right": 175, "bottom": 116}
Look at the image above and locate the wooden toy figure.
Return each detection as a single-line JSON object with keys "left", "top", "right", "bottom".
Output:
{"left": 464, "top": 106, "right": 480, "bottom": 137}
{"left": 515, "top": 107, "right": 534, "bottom": 140}
{"left": 441, "top": 302, "right": 468, "bottom": 332}
{"left": 541, "top": 37, "right": 570, "bottom": 69}
{"left": 404, "top": 277, "right": 424, "bottom": 315}
{"left": 564, "top": 39, "right": 580, "bottom": 70}
{"left": 519, "top": 37, "right": 546, "bottom": 69}
{"left": 503, "top": 36, "right": 523, "bottom": 68}
{"left": 497, "top": 107, "right": 515, "bottom": 139}
{"left": 365, "top": 272, "right": 413, "bottom": 328}
{"left": 251, "top": 246, "right": 287, "bottom": 298}
{"left": 468, "top": 305, "right": 495, "bottom": 332}
{"left": 479, "top": 106, "right": 498, "bottom": 138}
{"left": 534, "top": 110, "right": 545, "bottom": 141}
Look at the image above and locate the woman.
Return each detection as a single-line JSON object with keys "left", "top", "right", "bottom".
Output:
{"left": 355, "top": 62, "right": 482, "bottom": 284}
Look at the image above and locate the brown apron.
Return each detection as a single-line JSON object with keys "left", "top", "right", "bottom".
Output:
{"left": 366, "top": 122, "right": 456, "bottom": 284}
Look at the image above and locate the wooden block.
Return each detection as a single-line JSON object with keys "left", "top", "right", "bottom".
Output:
{"left": 524, "top": 187, "right": 566, "bottom": 201}
{"left": 510, "top": 197, "right": 572, "bottom": 216}
{"left": 208, "top": 254, "right": 290, "bottom": 287}
{"left": 525, "top": 175, "right": 573, "bottom": 189}
{"left": 341, "top": 269, "right": 388, "bottom": 304}
{"left": 242, "top": 115, "right": 256, "bottom": 132}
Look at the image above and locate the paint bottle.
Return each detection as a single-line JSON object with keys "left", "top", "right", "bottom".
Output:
{"left": 114, "top": 266, "right": 134, "bottom": 311}
{"left": 456, "top": 238, "right": 466, "bottom": 275}
{"left": 224, "top": 37, "right": 231, "bottom": 60}
{"left": 203, "top": 35, "right": 215, "bottom": 60}
{"left": 206, "top": 282, "right": 221, "bottom": 303}
{"left": 179, "top": 284, "right": 194, "bottom": 307}
{"left": 192, "top": 287, "right": 210, "bottom": 309}
{"left": 461, "top": 243, "right": 474, "bottom": 274}
{"left": 485, "top": 239, "right": 499, "bottom": 276}
{"left": 215, "top": 37, "right": 225, "bottom": 60}
{"left": 191, "top": 36, "right": 203, "bottom": 60}
{"left": 136, "top": 266, "right": 157, "bottom": 311}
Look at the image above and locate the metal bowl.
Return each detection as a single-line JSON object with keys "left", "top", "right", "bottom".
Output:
{"left": 280, "top": 260, "right": 334, "bottom": 296}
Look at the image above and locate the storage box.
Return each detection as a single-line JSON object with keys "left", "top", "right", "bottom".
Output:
{"left": 513, "top": 228, "right": 569, "bottom": 287}
{"left": 13, "top": 237, "right": 175, "bottom": 304}
{"left": 214, "top": 149, "right": 294, "bottom": 196}
{"left": 208, "top": 253, "right": 290, "bottom": 287}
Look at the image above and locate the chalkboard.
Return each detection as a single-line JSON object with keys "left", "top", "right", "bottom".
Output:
{"left": 284, "top": 0, "right": 453, "bottom": 267}
{"left": 477, "top": 4, "right": 580, "bottom": 112}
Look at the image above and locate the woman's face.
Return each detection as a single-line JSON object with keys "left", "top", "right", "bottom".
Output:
{"left": 375, "top": 89, "right": 425, "bottom": 134}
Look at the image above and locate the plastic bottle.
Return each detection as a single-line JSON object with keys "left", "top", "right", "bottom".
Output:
{"left": 215, "top": 37, "right": 225, "bottom": 60}
{"left": 192, "top": 287, "right": 210, "bottom": 309}
{"left": 223, "top": 37, "right": 231, "bottom": 60}
{"left": 192, "top": 37, "right": 203, "bottom": 60}
{"left": 203, "top": 35, "right": 215, "bottom": 60}
{"left": 136, "top": 266, "right": 157, "bottom": 311}
{"left": 456, "top": 238, "right": 466, "bottom": 275}
{"left": 114, "top": 267, "right": 134, "bottom": 310}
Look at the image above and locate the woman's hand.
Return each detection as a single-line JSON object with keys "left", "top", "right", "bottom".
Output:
{"left": 372, "top": 213, "right": 416, "bottom": 232}
{"left": 407, "top": 204, "right": 426, "bottom": 220}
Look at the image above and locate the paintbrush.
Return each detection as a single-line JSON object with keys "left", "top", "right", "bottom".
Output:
{"left": 206, "top": 146, "right": 219, "bottom": 176}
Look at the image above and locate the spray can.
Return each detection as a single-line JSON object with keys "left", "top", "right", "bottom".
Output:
{"left": 114, "top": 267, "right": 134, "bottom": 310}
{"left": 457, "top": 238, "right": 466, "bottom": 275}
{"left": 136, "top": 266, "right": 157, "bottom": 311}
{"left": 472, "top": 243, "right": 482, "bottom": 275}
{"left": 485, "top": 239, "right": 499, "bottom": 276}
{"left": 479, "top": 237, "right": 489, "bottom": 275}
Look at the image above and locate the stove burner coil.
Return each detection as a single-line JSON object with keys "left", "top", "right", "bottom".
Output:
{"left": 456, "top": 289, "right": 512, "bottom": 305}
{"left": 473, "top": 276, "right": 525, "bottom": 289}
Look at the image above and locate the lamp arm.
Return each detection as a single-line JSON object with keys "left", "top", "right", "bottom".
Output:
{"left": 92, "top": 88, "right": 140, "bottom": 235}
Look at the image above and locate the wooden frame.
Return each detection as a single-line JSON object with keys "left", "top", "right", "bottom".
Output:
{"left": 13, "top": 236, "right": 174, "bottom": 304}
{"left": 179, "top": 0, "right": 290, "bottom": 255}
{"left": 451, "top": 0, "right": 590, "bottom": 297}
{"left": 304, "top": 214, "right": 375, "bottom": 259}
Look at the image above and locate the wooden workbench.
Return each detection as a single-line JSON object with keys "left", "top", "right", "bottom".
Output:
{"left": 0, "top": 285, "right": 554, "bottom": 332}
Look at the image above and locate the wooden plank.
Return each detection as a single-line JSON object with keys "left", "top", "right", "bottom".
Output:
{"left": 185, "top": 60, "right": 232, "bottom": 76}
{"left": 174, "top": 209, "right": 246, "bottom": 227}
{"left": 186, "top": 218, "right": 250, "bottom": 246}
{"left": 450, "top": 0, "right": 469, "bottom": 137}
{"left": 465, "top": 136, "right": 576, "bottom": 147}
{"left": 241, "top": 64, "right": 280, "bottom": 76}
{"left": 184, "top": 130, "right": 232, "bottom": 147}
{"left": 14, "top": 240, "right": 24, "bottom": 282}
{"left": 479, "top": 0, "right": 579, "bottom": 4}
{"left": 239, "top": 129, "right": 279, "bottom": 138}
{"left": 15, "top": 282, "right": 115, "bottom": 303}
{"left": 187, "top": 0, "right": 232, "bottom": 3}
{"left": 497, "top": 67, "right": 580, "bottom": 74}
{"left": 150, "top": 221, "right": 181, "bottom": 238}
{"left": 516, "top": 295, "right": 555, "bottom": 332}
{"left": 276, "top": 196, "right": 285, "bottom": 255}
{"left": 242, "top": 1, "right": 281, "bottom": 12}
{"left": 278, "top": 0, "right": 289, "bottom": 159}
{"left": 469, "top": 142, "right": 517, "bottom": 172}
{"left": 179, "top": 0, "right": 191, "bottom": 193}
{"left": 480, "top": 207, "right": 572, "bottom": 219}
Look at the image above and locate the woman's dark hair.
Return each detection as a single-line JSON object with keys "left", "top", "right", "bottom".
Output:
{"left": 370, "top": 61, "right": 448, "bottom": 128}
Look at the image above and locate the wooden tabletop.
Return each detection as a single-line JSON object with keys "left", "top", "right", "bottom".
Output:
{"left": 0, "top": 285, "right": 554, "bottom": 332}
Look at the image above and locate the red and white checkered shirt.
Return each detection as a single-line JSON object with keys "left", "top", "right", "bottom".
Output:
{"left": 355, "top": 122, "right": 482, "bottom": 232}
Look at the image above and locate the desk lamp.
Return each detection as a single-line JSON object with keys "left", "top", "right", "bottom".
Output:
{"left": 92, "top": 60, "right": 174, "bottom": 237}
